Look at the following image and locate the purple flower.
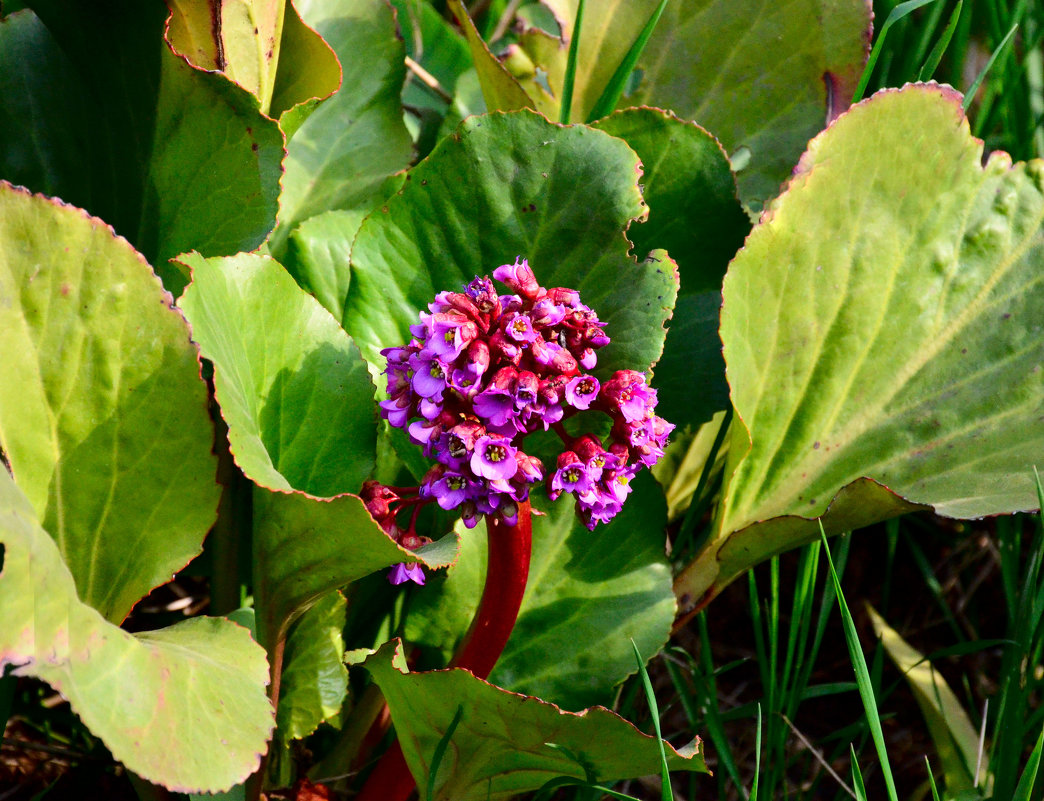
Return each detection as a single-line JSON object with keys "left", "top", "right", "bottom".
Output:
{"left": 426, "top": 312, "right": 477, "bottom": 361}
{"left": 493, "top": 258, "right": 541, "bottom": 299}
{"left": 409, "top": 351, "right": 448, "bottom": 399}
{"left": 429, "top": 471, "right": 473, "bottom": 510}
{"left": 465, "top": 276, "right": 499, "bottom": 314}
{"left": 503, "top": 312, "right": 538, "bottom": 343}
{"left": 471, "top": 435, "right": 518, "bottom": 480}
{"left": 379, "top": 396, "right": 411, "bottom": 428}
{"left": 602, "top": 370, "right": 657, "bottom": 423}
{"left": 530, "top": 297, "right": 565, "bottom": 327}
{"left": 549, "top": 452, "right": 593, "bottom": 499}
{"left": 565, "top": 375, "right": 600, "bottom": 410}
{"left": 388, "top": 562, "right": 426, "bottom": 585}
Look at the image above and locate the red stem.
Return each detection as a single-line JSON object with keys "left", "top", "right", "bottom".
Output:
{"left": 355, "top": 500, "right": 533, "bottom": 801}
{"left": 450, "top": 499, "right": 532, "bottom": 678}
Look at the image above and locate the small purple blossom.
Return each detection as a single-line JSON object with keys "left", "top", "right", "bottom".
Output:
{"left": 471, "top": 435, "right": 518, "bottom": 480}
{"left": 388, "top": 562, "right": 426, "bottom": 585}
{"left": 565, "top": 375, "right": 600, "bottom": 410}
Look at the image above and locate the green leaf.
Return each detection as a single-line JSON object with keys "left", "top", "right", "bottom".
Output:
{"left": 407, "top": 473, "right": 675, "bottom": 709}
{"left": 542, "top": 0, "right": 870, "bottom": 207}
{"left": 0, "top": 3, "right": 283, "bottom": 292}
{"left": 446, "top": 0, "right": 544, "bottom": 116}
{"left": 653, "top": 293, "right": 730, "bottom": 429}
{"left": 364, "top": 640, "right": 707, "bottom": 800}
{"left": 346, "top": 110, "right": 678, "bottom": 378}
{"left": 269, "top": 0, "right": 414, "bottom": 257}
{"left": 167, "top": 0, "right": 287, "bottom": 112}
{"left": 282, "top": 175, "right": 406, "bottom": 321}
{"left": 176, "top": 252, "right": 459, "bottom": 649}
{"left": 167, "top": 0, "right": 341, "bottom": 133}
{"left": 677, "top": 86, "right": 1044, "bottom": 611}
{"left": 0, "top": 470, "right": 274, "bottom": 793}
{"left": 0, "top": 183, "right": 219, "bottom": 623}
{"left": 590, "top": 108, "right": 748, "bottom": 427}
{"left": 284, "top": 209, "right": 365, "bottom": 321}
{"left": 269, "top": 3, "right": 343, "bottom": 137}
{"left": 867, "top": 605, "right": 977, "bottom": 793}
{"left": 177, "top": 252, "right": 377, "bottom": 497}
{"left": 252, "top": 490, "right": 459, "bottom": 649}
{"left": 591, "top": 108, "right": 748, "bottom": 287}
{"left": 278, "top": 590, "right": 349, "bottom": 740}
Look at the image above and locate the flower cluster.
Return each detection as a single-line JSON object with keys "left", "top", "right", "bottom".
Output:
{"left": 371, "top": 259, "right": 673, "bottom": 584}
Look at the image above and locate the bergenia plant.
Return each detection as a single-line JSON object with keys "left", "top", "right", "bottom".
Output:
{"left": 2, "top": 0, "right": 1043, "bottom": 799}
{"left": 358, "top": 258, "right": 671, "bottom": 800}
{"left": 371, "top": 258, "right": 670, "bottom": 575}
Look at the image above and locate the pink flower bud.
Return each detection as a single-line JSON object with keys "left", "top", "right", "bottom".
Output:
{"left": 493, "top": 258, "right": 541, "bottom": 300}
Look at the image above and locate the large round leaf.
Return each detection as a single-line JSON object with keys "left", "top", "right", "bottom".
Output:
{"left": 278, "top": 590, "right": 348, "bottom": 741}
{"left": 0, "top": 3, "right": 283, "bottom": 292}
{"left": 364, "top": 640, "right": 706, "bottom": 801}
{"left": 346, "top": 110, "right": 678, "bottom": 378}
{"left": 0, "top": 470, "right": 273, "bottom": 793}
{"left": 269, "top": 0, "right": 414, "bottom": 256}
{"left": 177, "top": 252, "right": 377, "bottom": 496}
{"left": 540, "top": 0, "right": 870, "bottom": 207}
{"left": 0, "top": 183, "right": 219, "bottom": 623}
{"left": 591, "top": 108, "right": 749, "bottom": 427}
{"left": 676, "top": 86, "right": 1044, "bottom": 611}
{"left": 177, "top": 252, "right": 458, "bottom": 648}
{"left": 406, "top": 473, "right": 675, "bottom": 710}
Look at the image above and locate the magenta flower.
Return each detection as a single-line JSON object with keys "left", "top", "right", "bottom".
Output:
{"left": 374, "top": 257, "right": 672, "bottom": 570}
{"left": 471, "top": 435, "right": 518, "bottom": 480}
{"left": 565, "top": 375, "right": 600, "bottom": 410}
{"left": 388, "top": 562, "right": 426, "bottom": 586}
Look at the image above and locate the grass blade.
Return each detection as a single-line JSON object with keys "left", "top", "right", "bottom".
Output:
{"left": 853, "top": 0, "right": 941, "bottom": 102}
{"left": 919, "top": 0, "right": 964, "bottom": 80}
{"left": 821, "top": 526, "right": 899, "bottom": 801}
{"left": 631, "top": 640, "right": 671, "bottom": 801}
{"left": 926, "top": 755, "right": 942, "bottom": 801}
{"left": 559, "top": 0, "right": 586, "bottom": 123}
{"left": 851, "top": 745, "right": 869, "bottom": 801}
{"left": 586, "top": 0, "right": 670, "bottom": 122}
{"left": 964, "top": 23, "right": 1019, "bottom": 113}
{"left": 1013, "top": 724, "right": 1044, "bottom": 801}
{"left": 750, "top": 703, "right": 762, "bottom": 801}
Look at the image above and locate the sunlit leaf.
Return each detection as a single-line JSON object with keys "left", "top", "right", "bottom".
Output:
{"left": 346, "top": 110, "right": 678, "bottom": 380}
{"left": 677, "top": 86, "right": 1044, "bottom": 612}
{"left": 364, "top": 640, "right": 707, "bottom": 800}
{"left": 0, "top": 183, "right": 219, "bottom": 622}
{"left": 0, "top": 470, "right": 273, "bottom": 793}
{"left": 270, "top": 0, "right": 414, "bottom": 256}
{"left": 540, "top": 0, "right": 870, "bottom": 207}
{"left": 0, "top": 3, "right": 283, "bottom": 293}
{"left": 278, "top": 590, "right": 349, "bottom": 740}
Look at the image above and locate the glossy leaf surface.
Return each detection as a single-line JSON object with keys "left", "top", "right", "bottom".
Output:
{"left": 178, "top": 252, "right": 377, "bottom": 497}
{"left": 592, "top": 108, "right": 748, "bottom": 427}
{"left": 346, "top": 110, "right": 678, "bottom": 378}
{"left": 0, "top": 3, "right": 283, "bottom": 292}
{"left": 542, "top": 0, "right": 870, "bottom": 206}
{"left": 271, "top": 0, "right": 414, "bottom": 255}
{"left": 0, "top": 471, "right": 273, "bottom": 793}
{"left": 0, "top": 184, "right": 219, "bottom": 622}
{"left": 177, "top": 253, "right": 457, "bottom": 646}
{"left": 278, "top": 590, "right": 349, "bottom": 740}
{"left": 407, "top": 474, "right": 675, "bottom": 709}
{"left": 678, "top": 86, "right": 1044, "bottom": 610}
{"left": 365, "top": 640, "right": 706, "bottom": 800}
